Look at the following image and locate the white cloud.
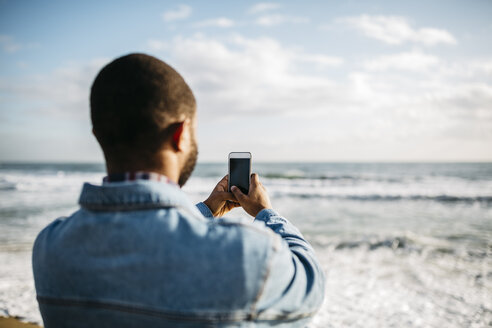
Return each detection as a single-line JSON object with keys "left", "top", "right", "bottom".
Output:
{"left": 162, "top": 4, "right": 192, "bottom": 22}
{"left": 154, "top": 34, "right": 344, "bottom": 121}
{"left": 247, "top": 3, "right": 308, "bottom": 27}
{"left": 363, "top": 51, "right": 440, "bottom": 71}
{"left": 340, "top": 15, "right": 457, "bottom": 46}
{"left": 0, "top": 58, "right": 108, "bottom": 119}
{"left": 143, "top": 33, "right": 492, "bottom": 156}
{"left": 194, "top": 18, "right": 235, "bottom": 28}
{"left": 427, "top": 83, "right": 492, "bottom": 123}
{"left": 2, "top": 33, "right": 491, "bottom": 161}
{"left": 298, "top": 54, "right": 344, "bottom": 67}
{"left": 0, "top": 35, "right": 21, "bottom": 53}
{"left": 248, "top": 2, "right": 281, "bottom": 14}
{"left": 255, "top": 14, "right": 309, "bottom": 26}
{"left": 0, "top": 58, "right": 108, "bottom": 162}
{"left": 147, "top": 39, "right": 169, "bottom": 51}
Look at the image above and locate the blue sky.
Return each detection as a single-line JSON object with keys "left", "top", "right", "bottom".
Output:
{"left": 1, "top": 0, "right": 491, "bottom": 162}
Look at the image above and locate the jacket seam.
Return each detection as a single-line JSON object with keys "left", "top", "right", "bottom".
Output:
{"left": 80, "top": 203, "right": 174, "bottom": 212}
{"left": 36, "top": 295, "right": 315, "bottom": 322}
{"left": 37, "top": 296, "right": 248, "bottom": 322}
{"left": 248, "top": 238, "right": 275, "bottom": 319}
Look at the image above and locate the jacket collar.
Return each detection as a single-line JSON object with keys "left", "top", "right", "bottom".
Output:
{"left": 78, "top": 180, "right": 204, "bottom": 219}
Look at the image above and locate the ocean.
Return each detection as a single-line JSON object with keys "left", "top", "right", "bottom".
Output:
{"left": 0, "top": 162, "right": 491, "bottom": 327}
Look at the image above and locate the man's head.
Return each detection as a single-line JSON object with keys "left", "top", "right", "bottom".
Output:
{"left": 90, "top": 53, "right": 198, "bottom": 186}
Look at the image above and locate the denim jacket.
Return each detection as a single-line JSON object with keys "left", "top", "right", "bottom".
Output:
{"left": 32, "top": 180, "right": 325, "bottom": 327}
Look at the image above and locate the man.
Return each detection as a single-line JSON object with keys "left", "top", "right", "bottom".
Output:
{"left": 32, "top": 53, "right": 325, "bottom": 327}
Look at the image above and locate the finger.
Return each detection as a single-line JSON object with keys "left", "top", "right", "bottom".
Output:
{"left": 216, "top": 175, "right": 229, "bottom": 191}
{"left": 250, "top": 173, "right": 260, "bottom": 187}
{"left": 231, "top": 186, "right": 247, "bottom": 202}
{"left": 217, "top": 191, "right": 237, "bottom": 201}
{"left": 226, "top": 200, "right": 241, "bottom": 208}
{"left": 217, "top": 175, "right": 228, "bottom": 186}
{"left": 225, "top": 202, "right": 240, "bottom": 212}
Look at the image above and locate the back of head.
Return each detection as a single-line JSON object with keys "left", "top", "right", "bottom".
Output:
{"left": 90, "top": 53, "right": 196, "bottom": 166}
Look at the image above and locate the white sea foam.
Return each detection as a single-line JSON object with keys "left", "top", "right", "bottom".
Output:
{"left": 312, "top": 246, "right": 492, "bottom": 328}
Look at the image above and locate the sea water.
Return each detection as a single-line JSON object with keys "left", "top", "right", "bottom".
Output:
{"left": 0, "top": 162, "right": 491, "bottom": 327}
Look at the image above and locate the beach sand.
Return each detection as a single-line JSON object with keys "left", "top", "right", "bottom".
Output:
{"left": 0, "top": 317, "right": 41, "bottom": 328}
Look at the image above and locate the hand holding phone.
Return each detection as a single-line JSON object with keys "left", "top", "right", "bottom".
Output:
{"left": 203, "top": 152, "right": 271, "bottom": 218}
{"left": 231, "top": 173, "right": 272, "bottom": 217}
{"left": 203, "top": 175, "right": 240, "bottom": 217}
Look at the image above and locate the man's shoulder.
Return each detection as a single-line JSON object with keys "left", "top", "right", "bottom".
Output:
{"left": 32, "top": 205, "right": 280, "bottom": 265}
{"left": 214, "top": 216, "right": 276, "bottom": 239}
{"left": 206, "top": 215, "right": 282, "bottom": 255}
{"left": 32, "top": 210, "right": 81, "bottom": 251}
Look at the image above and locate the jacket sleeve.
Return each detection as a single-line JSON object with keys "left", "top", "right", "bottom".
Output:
{"left": 195, "top": 202, "right": 214, "bottom": 219}
{"left": 252, "top": 209, "right": 325, "bottom": 320}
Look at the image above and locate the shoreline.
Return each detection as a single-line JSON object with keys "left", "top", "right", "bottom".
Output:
{"left": 0, "top": 316, "right": 41, "bottom": 328}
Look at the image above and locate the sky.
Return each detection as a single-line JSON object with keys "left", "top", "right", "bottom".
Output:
{"left": 0, "top": 0, "right": 491, "bottom": 163}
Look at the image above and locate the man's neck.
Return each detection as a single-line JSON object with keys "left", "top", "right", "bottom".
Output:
{"left": 105, "top": 152, "right": 180, "bottom": 185}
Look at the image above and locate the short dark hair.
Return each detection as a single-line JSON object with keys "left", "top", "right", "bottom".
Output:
{"left": 90, "top": 53, "right": 196, "bottom": 164}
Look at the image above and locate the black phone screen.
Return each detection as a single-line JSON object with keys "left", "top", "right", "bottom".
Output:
{"left": 229, "top": 158, "right": 250, "bottom": 194}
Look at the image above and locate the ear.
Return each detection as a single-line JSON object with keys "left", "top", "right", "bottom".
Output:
{"left": 171, "top": 121, "right": 185, "bottom": 151}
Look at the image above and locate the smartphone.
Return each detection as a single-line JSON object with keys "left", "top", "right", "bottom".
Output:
{"left": 228, "top": 152, "right": 252, "bottom": 194}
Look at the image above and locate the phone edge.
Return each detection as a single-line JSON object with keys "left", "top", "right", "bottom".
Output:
{"left": 228, "top": 152, "right": 252, "bottom": 193}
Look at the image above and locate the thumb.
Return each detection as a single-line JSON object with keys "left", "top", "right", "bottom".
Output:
{"left": 251, "top": 173, "right": 260, "bottom": 187}
{"left": 231, "top": 186, "right": 247, "bottom": 202}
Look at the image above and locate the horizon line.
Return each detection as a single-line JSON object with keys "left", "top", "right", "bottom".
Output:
{"left": 1, "top": 160, "right": 492, "bottom": 165}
